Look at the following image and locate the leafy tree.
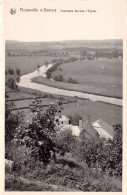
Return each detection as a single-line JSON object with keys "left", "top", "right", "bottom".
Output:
{"left": 58, "top": 75, "right": 63, "bottom": 82}
{"left": 8, "top": 68, "right": 14, "bottom": 75}
{"left": 68, "top": 77, "right": 78, "bottom": 84}
{"left": 68, "top": 114, "right": 82, "bottom": 126}
{"left": 75, "top": 124, "right": 122, "bottom": 177}
{"left": 14, "top": 98, "right": 64, "bottom": 165}
{"left": 6, "top": 78, "right": 17, "bottom": 90}
{"left": 46, "top": 71, "right": 51, "bottom": 79}
{"left": 6, "top": 78, "right": 18, "bottom": 90}
{"left": 5, "top": 101, "right": 24, "bottom": 143}
{"left": 55, "top": 129, "right": 76, "bottom": 156}
{"left": 15, "top": 68, "right": 21, "bottom": 75}
{"left": 16, "top": 77, "right": 20, "bottom": 83}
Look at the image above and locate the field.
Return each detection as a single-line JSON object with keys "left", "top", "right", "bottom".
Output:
{"left": 5, "top": 89, "right": 122, "bottom": 125}
{"left": 6, "top": 56, "right": 69, "bottom": 75}
{"left": 15, "top": 100, "right": 122, "bottom": 125}
{"left": 32, "top": 58, "right": 122, "bottom": 98}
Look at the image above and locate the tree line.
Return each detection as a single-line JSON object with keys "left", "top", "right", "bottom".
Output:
{"left": 5, "top": 68, "right": 21, "bottom": 75}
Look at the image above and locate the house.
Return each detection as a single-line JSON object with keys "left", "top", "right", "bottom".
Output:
{"left": 54, "top": 115, "right": 69, "bottom": 128}
{"left": 79, "top": 118, "right": 99, "bottom": 140}
{"left": 60, "top": 125, "right": 81, "bottom": 136}
{"left": 60, "top": 116, "right": 98, "bottom": 139}
{"left": 57, "top": 114, "right": 113, "bottom": 141}
{"left": 92, "top": 119, "right": 114, "bottom": 140}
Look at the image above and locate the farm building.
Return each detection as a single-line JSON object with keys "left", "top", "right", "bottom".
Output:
{"left": 79, "top": 119, "right": 99, "bottom": 140}
{"left": 92, "top": 119, "right": 114, "bottom": 140}
{"left": 60, "top": 117, "right": 99, "bottom": 140}
{"left": 55, "top": 114, "right": 114, "bottom": 141}
{"left": 54, "top": 115, "right": 69, "bottom": 128}
{"left": 60, "top": 125, "right": 81, "bottom": 137}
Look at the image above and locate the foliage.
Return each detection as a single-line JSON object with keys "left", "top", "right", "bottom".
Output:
{"left": 67, "top": 113, "right": 82, "bottom": 126}
{"left": 54, "top": 75, "right": 64, "bottom": 82}
{"left": 68, "top": 77, "right": 78, "bottom": 84}
{"left": 15, "top": 68, "right": 21, "bottom": 75}
{"left": 14, "top": 98, "right": 64, "bottom": 165}
{"left": 16, "top": 77, "right": 20, "bottom": 83}
{"left": 46, "top": 58, "right": 77, "bottom": 79}
{"left": 55, "top": 130, "right": 76, "bottom": 156}
{"left": 74, "top": 124, "right": 122, "bottom": 177}
{"left": 6, "top": 78, "right": 18, "bottom": 90}
{"left": 8, "top": 68, "right": 14, "bottom": 75}
{"left": 5, "top": 101, "right": 24, "bottom": 142}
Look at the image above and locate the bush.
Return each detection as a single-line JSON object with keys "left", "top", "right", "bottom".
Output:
{"left": 15, "top": 68, "right": 21, "bottom": 75}
{"left": 14, "top": 98, "right": 65, "bottom": 165}
{"left": 73, "top": 124, "right": 122, "bottom": 177}
{"left": 6, "top": 78, "right": 18, "bottom": 90}
{"left": 68, "top": 77, "right": 78, "bottom": 84}
{"left": 55, "top": 129, "right": 77, "bottom": 155}
{"left": 68, "top": 114, "right": 82, "bottom": 126}
{"left": 8, "top": 68, "right": 14, "bottom": 75}
{"left": 5, "top": 101, "right": 24, "bottom": 143}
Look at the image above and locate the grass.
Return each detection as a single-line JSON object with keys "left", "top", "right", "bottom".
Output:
{"left": 5, "top": 145, "right": 122, "bottom": 192}
{"left": 10, "top": 96, "right": 122, "bottom": 125}
{"left": 5, "top": 173, "right": 75, "bottom": 191}
{"left": 6, "top": 91, "right": 36, "bottom": 99}
{"left": 53, "top": 58, "right": 122, "bottom": 79}
{"left": 32, "top": 75, "right": 122, "bottom": 99}
{"left": 5, "top": 75, "right": 122, "bottom": 125}
{"left": 32, "top": 58, "right": 122, "bottom": 98}
{"left": 62, "top": 99, "right": 122, "bottom": 125}
{"left": 5, "top": 56, "right": 69, "bottom": 75}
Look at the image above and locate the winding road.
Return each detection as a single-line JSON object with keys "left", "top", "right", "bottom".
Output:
{"left": 17, "top": 64, "right": 122, "bottom": 106}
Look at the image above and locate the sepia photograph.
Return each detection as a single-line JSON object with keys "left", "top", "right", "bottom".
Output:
{"left": 3, "top": 0, "right": 126, "bottom": 192}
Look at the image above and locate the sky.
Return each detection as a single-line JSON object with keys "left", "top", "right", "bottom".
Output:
{"left": 4, "top": 0, "right": 126, "bottom": 42}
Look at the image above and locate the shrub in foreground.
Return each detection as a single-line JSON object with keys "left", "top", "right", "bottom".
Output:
{"left": 14, "top": 99, "right": 64, "bottom": 165}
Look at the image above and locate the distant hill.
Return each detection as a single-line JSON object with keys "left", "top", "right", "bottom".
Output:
{"left": 5, "top": 39, "right": 123, "bottom": 56}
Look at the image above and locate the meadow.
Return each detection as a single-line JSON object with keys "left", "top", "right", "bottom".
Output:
{"left": 6, "top": 89, "right": 122, "bottom": 125}
{"left": 5, "top": 56, "right": 69, "bottom": 75}
{"left": 33, "top": 58, "right": 122, "bottom": 98}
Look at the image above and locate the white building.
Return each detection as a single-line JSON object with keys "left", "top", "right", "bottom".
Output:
{"left": 54, "top": 115, "right": 69, "bottom": 128}
{"left": 60, "top": 125, "right": 81, "bottom": 137}
{"left": 92, "top": 119, "right": 114, "bottom": 140}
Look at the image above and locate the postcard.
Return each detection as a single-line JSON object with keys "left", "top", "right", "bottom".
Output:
{"left": 1, "top": 0, "right": 127, "bottom": 193}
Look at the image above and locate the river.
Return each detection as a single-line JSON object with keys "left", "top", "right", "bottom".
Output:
{"left": 17, "top": 64, "right": 122, "bottom": 106}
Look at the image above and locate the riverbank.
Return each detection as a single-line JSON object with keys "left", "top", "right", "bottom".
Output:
{"left": 32, "top": 76, "right": 122, "bottom": 99}
{"left": 17, "top": 64, "right": 122, "bottom": 106}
